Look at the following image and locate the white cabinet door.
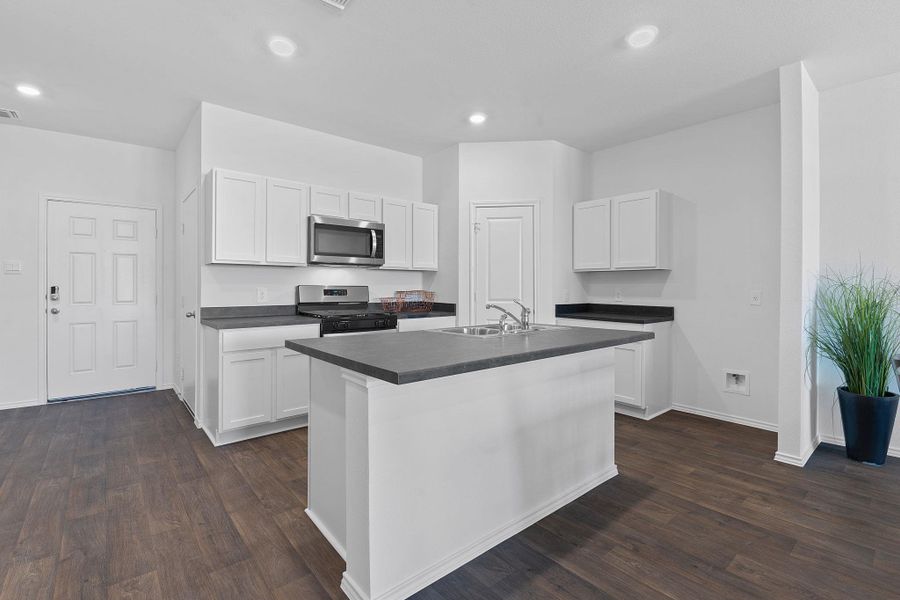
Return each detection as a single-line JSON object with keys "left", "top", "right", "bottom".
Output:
{"left": 212, "top": 169, "right": 266, "bottom": 263}
{"left": 411, "top": 203, "right": 438, "bottom": 271}
{"left": 266, "top": 178, "right": 309, "bottom": 265}
{"left": 382, "top": 198, "right": 412, "bottom": 269}
{"left": 573, "top": 198, "right": 611, "bottom": 271}
{"left": 612, "top": 191, "right": 658, "bottom": 269}
{"left": 221, "top": 350, "right": 274, "bottom": 431}
{"left": 310, "top": 186, "right": 349, "bottom": 218}
{"left": 614, "top": 343, "right": 644, "bottom": 408}
{"left": 276, "top": 348, "right": 310, "bottom": 419}
{"left": 348, "top": 192, "right": 382, "bottom": 222}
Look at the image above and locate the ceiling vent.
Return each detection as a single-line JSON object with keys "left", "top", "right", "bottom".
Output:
{"left": 319, "top": 0, "right": 349, "bottom": 9}
{"left": 0, "top": 108, "right": 20, "bottom": 120}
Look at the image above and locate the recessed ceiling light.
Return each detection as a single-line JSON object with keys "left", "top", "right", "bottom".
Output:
{"left": 268, "top": 36, "right": 297, "bottom": 58}
{"left": 626, "top": 25, "right": 659, "bottom": 49}
{"left": 16, "top": 83, "right": 41, "bottom": 97}
{"left": 468, "top": 112, "right": 487, "bottom": 125}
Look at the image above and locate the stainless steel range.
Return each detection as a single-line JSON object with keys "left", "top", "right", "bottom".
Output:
{"left": 296, "top": 285, "right": 397, "bottom": 336}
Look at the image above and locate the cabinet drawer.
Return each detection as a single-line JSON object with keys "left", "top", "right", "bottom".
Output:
{"left": 222, "top": 324, "right": 320, "bottom": 352}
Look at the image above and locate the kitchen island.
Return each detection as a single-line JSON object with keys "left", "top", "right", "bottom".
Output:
{"left": 286, "top": 325, "right": 653, "bottom": 600}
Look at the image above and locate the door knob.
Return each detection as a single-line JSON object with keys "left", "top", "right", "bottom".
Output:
{"left": 185, "top": 311, "right": 196, "bottom": 318}
{"left": 50, "top": 308, "right": 60, "bottom": 315}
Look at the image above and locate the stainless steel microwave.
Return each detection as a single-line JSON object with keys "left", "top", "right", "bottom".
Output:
{"left": 308, "top": 215, "right": 385, "bottom": 267}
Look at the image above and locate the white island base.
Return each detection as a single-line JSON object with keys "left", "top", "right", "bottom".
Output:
{"left": 307, "top": 347, "right": 617, "bottom": 600}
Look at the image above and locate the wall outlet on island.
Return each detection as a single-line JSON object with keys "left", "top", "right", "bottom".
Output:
{"left": 256, "top": 287, "right": 268, "bottom": 303}
{"left": 614, "top": 289, "right": 623, "bottom": 302}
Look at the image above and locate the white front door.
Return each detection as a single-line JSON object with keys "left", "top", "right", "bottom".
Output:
{"left": 472, "top": 205, "right": 535, "bottom": 325}
{"left": 180, "top": 189, "right": 199, "bottom": 416}
{"left": 47, "top": 200, "right": 157, "bottom": 400}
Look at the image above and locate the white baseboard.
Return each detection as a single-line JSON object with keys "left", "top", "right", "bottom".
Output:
{"left": 305, "top": 508, "right": 346, "bottom": 559}
{"left": 774, "top": 436, "right": 820, "bottom": 467}
{"left": 347, "top": 465, "right": 619, "bottom": 600}
{"left": 0, "top": 398, "right": 44, "bottom": 411}
{"left": 818, "top": 433, "right": 900, "bottom": 458}
{"left": 672, "top": 403, "right": 778, "bottom": 432}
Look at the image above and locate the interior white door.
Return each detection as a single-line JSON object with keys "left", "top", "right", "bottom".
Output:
{"left": 180, "top": 189, "right": 199, "bottom": 416}
{"left": 472, "top": 205, "right": 535, "bottom": 325}
{"left": 47, "top": 200, "right": 157, "bottom": 400}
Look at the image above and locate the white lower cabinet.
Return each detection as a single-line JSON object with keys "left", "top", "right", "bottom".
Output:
{"left": 202, "top": 323, "right": 319, "bottom": 445}
{"left": 556, "top": 317, "right": 672, "bottom": 419}
{"left": 396, "top": 315, "right": 456, "bottom": 332}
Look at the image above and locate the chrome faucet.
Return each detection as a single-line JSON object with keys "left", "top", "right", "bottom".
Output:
{"left": 485, "top": 300, "right": 532, "bottom": 331}
{"left": 512, "top": 299, "right": 532, "bottom": 330}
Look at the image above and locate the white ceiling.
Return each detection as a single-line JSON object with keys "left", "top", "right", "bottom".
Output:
{"left": 2, "top": 0, "right": 899, "bottom": 156}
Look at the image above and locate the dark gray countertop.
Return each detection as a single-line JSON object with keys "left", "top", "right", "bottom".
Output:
{"left": 555, "top": 303, "right": 674, "bottom": 324}
{"left": 201, "top": 315, "right": 322, "bottom": 330}
{"left": 286, "top": 326, "right": 653, "bottom": 385}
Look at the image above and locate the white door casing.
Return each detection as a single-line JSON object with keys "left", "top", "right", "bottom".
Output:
{"left": 472, "top": 205, "right": 535, "bottom": 326}
{"left": 180, "top": 189, "right": 199, "bottom": 417}
{"left": 47, "top": 200, "right": 157, "bottom": 400}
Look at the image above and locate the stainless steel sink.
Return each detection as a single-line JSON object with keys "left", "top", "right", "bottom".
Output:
{"left": 435, "top": 324, "right": 567, "bottom": 338}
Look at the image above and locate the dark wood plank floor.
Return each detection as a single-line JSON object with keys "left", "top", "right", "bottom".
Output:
{"left": 2, "top": 390, "right": 900, "bottom": 599}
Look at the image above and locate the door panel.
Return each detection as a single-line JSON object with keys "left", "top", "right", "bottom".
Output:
{"left": 411, "top": 203, "right": 438, "bottom": 270}
{"left": 573, "top": 199, "right": 611, "bottom": 270}
{"left": 276, "top": 348, "right": 311, "bottom": 419}
{"left": 213, "top": 170, "right": 266, "bottom": 263}
{"left": 348, "top": 192, "right": 382, "bottom": 222}
{"left": 221, "top": 350, "right": 273, "bottom": 431}
{"left": 47, "top": 200, "right": 157, "bottom": 400}
{"left": 382, "top": 198, "right": 411, "bottom": 269}
{"left": 180, "top": 189, "right": 199, "bottom": 416}
{"left": 266, "top": 178, "right": 309, "bottom": 265}
{"left": 473, "top": 206, "right": 535, "bottom": 325}
{"left": 614, "top": 343, "right": 644, "bottom": 408}
{"left": 612, "top": 192, "right": 657, "bottom": 268}
{"left": 310, "top": 186, "right": 348, "bottom": 218}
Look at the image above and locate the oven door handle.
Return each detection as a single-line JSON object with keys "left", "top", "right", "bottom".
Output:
{"left": 370, "top": 229, "right": 378, "bottom": 258}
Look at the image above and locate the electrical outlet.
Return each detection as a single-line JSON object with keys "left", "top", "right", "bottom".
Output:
{"left": 614, "top": 289, "right": 623, "bottom": 303}
{"left": 2, "top": 260, "right": 23, "bottom": 274}
{"left": 750, "top": 290, "right": 762, "bottom": 306}
{"left": 256, "top": 287, "right": 268, "bottom": 303}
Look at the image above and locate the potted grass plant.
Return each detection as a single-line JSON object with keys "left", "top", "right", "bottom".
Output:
{"left": 810, "top": 268, "right": 900, "bottom": 465}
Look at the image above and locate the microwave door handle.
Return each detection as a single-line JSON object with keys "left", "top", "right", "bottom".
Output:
{"left": 370, "top": 229, "right": 378, "bottom": 258}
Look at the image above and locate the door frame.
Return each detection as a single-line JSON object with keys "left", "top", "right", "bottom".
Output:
{"left": 467, "top": 202, "right": 542, "bottom": 326}
{"left": 37, "top": 194, "right": 164, "bottom": 404}
{"left": 177, "top": 186, "right": 202, "bottom": 428}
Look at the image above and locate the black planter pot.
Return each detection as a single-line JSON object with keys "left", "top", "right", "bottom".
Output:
{"left": 837, "top": 386, "right": 899, "bottom": 466}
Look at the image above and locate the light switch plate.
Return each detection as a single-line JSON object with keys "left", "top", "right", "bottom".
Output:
{"left": 2, "top": 260, "right": 23, "bottom": 274}
{"left": 750, "top": 290, "right": 762, "bottom": 306}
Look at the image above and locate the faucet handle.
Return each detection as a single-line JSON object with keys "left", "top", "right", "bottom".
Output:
{"left": 512, "top": 299, "right": 531, "bottom": 314}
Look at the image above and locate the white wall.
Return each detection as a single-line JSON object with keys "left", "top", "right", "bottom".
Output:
{"left": 422, "top": 145, "right": 459, "bottom": 301}
{"left": 776, "top": 62, "right": 821, "bottom": 465}
{"left": 199, "top": 103, "right": 426, "bottom": 306}
{"left": 455, "top": 141, "right": 589, "bottom": 325}
{"left": 0, "top": 124, "right": 175, "bottom": 407}
{"left": 587, "top": 105, "right": 782, "bottom": 429}
{"left": 818, "top": 70, "right": 900, "bottom": 452}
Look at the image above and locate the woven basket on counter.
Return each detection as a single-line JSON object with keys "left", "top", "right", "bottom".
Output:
{"left": 380, "top": 290, "right": 436, "bottom": 313}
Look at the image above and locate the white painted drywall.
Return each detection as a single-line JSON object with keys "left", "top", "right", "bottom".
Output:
{"left": 776, "top": 62, "right": 820, "bottom": 465}
{"left": 818, "top": 70, "right": 900, "bottom": 454}
{"left": 0, "top": 124, "right": 176, "bottom": 407}
{"left": 587, "top": 105, "right": 782, "bottom": 430}
{"left": 455, "top": 141, "right": 589, "bottom": 325}
{"left": 422, "top": 145, "right": 459, "bottom": 301}
{"left": 198, "top": 103, "right": 427, "bottom": 306}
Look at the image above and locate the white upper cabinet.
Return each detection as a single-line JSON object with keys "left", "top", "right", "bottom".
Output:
{"left": 208, "top": 169, "right": 267, "bottom": 264}
{"left": 382, "top": 197, "right": 413, "bottom": 269}
{"left": 348, "top": 192, "right": 382, "bottom": 222}
{"left": 310, "top": 186, "right": 349, "bottom": 218}
{"left": 573, "top": 198, "right": 611, "bottom": 271}
{"left": 266, "top": 178, "right": 309, "bottom": 265}
{"left": 573, "top": 189, "right": 671, "bottom": 271}
{"left": 411, "top": 202, "right": 438, "bottom": 271}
